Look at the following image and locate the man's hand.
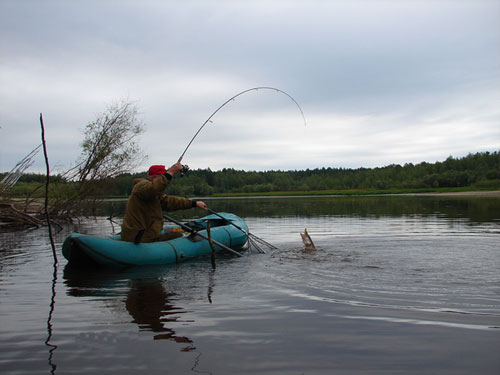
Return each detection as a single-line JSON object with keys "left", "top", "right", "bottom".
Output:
{"left": 167, "top": 161, "right": 183, "bottom": 176}
{"left": 196, "top": 201, "right": 208, "bottom": 210}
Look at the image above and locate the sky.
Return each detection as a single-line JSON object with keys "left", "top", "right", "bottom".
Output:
{"left": 1, "top": 0, "right": 499, "bottom": 173}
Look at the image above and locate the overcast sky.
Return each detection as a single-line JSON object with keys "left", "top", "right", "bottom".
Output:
{"left": 1, "top": 0, "right": 499, "bottom": 173}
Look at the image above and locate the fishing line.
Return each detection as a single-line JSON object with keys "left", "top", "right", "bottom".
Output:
{"left": 178, "top": 86, "right": 307, "bottom": 161}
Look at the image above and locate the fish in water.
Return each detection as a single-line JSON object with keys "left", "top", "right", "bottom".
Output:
{"left": 300, "top": 228, "right": 316, "bottom": 251}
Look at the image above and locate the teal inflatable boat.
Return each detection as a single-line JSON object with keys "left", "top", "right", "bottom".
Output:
{"left": 62, "top": 213, "right": 248, "bottom": 267}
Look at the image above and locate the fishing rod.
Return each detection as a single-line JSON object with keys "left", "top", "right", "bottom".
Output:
{"left": 178, "top": 86, "right": 307, "bottom": 161}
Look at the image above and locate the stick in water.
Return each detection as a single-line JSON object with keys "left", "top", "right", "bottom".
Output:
{"left": 40, "top": 113, "right": 58, "bottom": 264}
{"left": 206, "top": 220, "right": 217, "bottom": 269}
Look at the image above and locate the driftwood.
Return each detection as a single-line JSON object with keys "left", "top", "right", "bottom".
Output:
{"left": 0, "top": 201, "right": 44, "bottom": 229}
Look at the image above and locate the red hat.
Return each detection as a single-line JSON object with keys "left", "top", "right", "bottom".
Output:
{"left": 148, "top": 165, "right": 166, "bottom": 175}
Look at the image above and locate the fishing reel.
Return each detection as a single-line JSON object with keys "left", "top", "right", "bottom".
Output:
{"left": 180, "top": 164, "right": 190, "bottom": 177}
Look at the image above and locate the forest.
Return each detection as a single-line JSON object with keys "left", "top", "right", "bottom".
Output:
{"left": 3, "top": 151, "right": 499, "bottom": 198}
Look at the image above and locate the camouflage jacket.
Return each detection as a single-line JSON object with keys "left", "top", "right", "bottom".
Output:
{"left": 120, "top": 174, "right": 194, "bottom": 243}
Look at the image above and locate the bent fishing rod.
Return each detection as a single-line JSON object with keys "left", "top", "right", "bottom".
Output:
{"left": 178, "top": 86, "right": 307, "bottom": 162}
{"left": 173, "top": 87, "right": 305, "bottom": 252}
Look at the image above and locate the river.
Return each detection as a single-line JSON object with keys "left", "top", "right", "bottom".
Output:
{"left": 0, "top": 195, "right": 499, "bottom": 374}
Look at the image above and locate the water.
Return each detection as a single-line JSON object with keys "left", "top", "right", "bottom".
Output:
{"left": 0, "top": 196, "right": 499, "bottom": 374}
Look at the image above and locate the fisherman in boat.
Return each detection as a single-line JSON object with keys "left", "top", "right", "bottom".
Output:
{"left": 121, "top": 162, "right": 208, "bottom": 243}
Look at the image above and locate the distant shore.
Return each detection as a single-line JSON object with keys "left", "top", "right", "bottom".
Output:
{"left": 196, "top": 190, "right": 500, "bottom": 200}
{"left": 6, "top": 190, "right": 499, "bottom": 205}
{"left": 401, "top": 190, "right": 500, "bottom": 197}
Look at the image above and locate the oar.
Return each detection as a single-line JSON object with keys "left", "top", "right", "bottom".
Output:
{"left": 163, "top": 214, "right": 243, "bottom": 257}
{"left": 207, "top": 209, "right": 277, "bottom": 251}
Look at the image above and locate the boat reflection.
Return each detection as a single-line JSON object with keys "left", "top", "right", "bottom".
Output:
{"left": 62, "top": 264, "right": 207, "bottom": 351}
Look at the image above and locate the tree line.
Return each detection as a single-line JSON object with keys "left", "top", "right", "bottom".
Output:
{"left": 3, "top": 151, "right": 499, "bottom": 198}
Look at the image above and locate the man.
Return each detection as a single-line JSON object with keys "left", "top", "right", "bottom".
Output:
{"left": 121, "top": 161, "right": 207, "bottom": 243}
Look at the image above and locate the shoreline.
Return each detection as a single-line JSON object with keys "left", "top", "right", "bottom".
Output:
{"left": 99, "top": 190, "right": 500, "bottom": 201}
{"left": 7, "top": 190, "right": 499, "bottom": 204}
{"left": 398, "top": 190, "right": 500, "bottom": 197}
{"left": 195, "top": 190, "right": 500, "bottom": 200}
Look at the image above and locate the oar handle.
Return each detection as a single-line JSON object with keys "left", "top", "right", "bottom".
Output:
{"left": 163, "top": 215, "right": 243, "bottom": 257}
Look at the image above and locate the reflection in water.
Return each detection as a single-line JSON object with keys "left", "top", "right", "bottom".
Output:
{"left": 45, "top": 263, "right": 58, "bottom": 374}
{"left": 62, "top": 264, "right": 219, "bottom": 373}
{"left": 207, "top": 270, "right": 215, "bottom": 304}
{"left": 63, "top": 265, "right": 201, "bottom": 351}
{"left": 125, "top": 278, "right": 193, "bottom": 348}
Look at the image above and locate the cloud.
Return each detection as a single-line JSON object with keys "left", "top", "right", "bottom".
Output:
{"left": 1, "top": 0, "right": 499, "bottom": 173}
